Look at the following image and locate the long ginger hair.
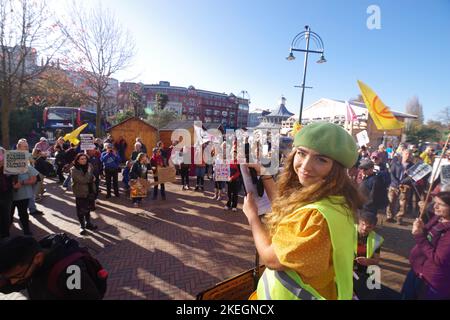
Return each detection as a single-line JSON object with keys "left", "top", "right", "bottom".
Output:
{"left": 265, "top": 150, "right": 365, "bottom": 236}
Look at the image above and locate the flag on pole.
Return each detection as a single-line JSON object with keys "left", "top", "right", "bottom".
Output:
{"left": 357, "top": 80, "right": 404, "bottom": 130}
{"left": 63, "top": 123, "right": 88, "bottom": 145}
{"left": 345, "top": 100, "right": 358, "bottom": 122}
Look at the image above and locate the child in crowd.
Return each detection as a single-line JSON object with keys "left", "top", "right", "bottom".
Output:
{"left": 122, "top": 161, "right": 132, "bottom": 191}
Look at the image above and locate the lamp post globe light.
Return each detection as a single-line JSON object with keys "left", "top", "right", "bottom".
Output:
{"left": 286, "top": 25, "right": 326, "bottom": 124}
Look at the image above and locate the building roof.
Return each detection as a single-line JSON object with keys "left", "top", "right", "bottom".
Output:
{"left": 255, "top": 122, "right": 282, "bottom": 129}
{"left": 266, "top": 97, "right": 294, "bottom": 118}
{"left": 302, "top": 98, "right": 418, "bottom": 121}
{"left": 160, "top": 120, "right": 206, "bottom": 131}
{"left": 108, "top": 117, "right": 157, "bottom": 131}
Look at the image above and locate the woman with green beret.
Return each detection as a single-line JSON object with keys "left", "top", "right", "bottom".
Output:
{"left": 243, "top": 122, "right": 365, "bottom": 300}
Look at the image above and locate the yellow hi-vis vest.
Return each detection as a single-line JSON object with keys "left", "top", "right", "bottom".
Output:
{"left": 354, "top": 226, "right": 384, "bottom": 259}
{"left": 257, "top": 196, "right": 356, "bottom": 300}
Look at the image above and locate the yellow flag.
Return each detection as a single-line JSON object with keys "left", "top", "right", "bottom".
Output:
{"left": 357, "top": 80, "right": 404, "bottom": 130}
{"left": 63, "top": 123, "right": 88, "bottom": 145}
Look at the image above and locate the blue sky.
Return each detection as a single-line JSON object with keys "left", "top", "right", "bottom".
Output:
{"left": 56, "top": 0, "right": 450, "bottom": 121}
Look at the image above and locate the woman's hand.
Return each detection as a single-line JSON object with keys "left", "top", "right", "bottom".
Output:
{"left": 242, "top": 163, "right": 262, "bottom": 176}
{"left": 243, "top": 192, "right": 259, "bottom": 224}
{"left": 412, "top": 218, "right": 424, "bottom": 236}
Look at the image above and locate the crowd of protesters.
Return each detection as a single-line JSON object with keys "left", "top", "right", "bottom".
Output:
{"left": 1, "top": 124, "right": 449, "bottom": 301}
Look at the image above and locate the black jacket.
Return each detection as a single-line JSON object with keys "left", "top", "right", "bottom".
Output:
{"left": 0, "top": 234, "right": 102, "bottom": 300}
{"left": 130, "top": 162, "right": 147, "bottom": 180}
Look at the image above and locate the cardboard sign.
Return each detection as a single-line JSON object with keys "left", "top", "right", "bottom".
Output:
{"left": 356, "top": 130, "right": 370, "bottom": 147}
{"left": 430, "top": 157, "right": 450, "bottom": 183}
{"left": 240, "top": 165, "right": 271, "bottom": 216}
{"left": 80, "top": 134, "right": 95, "bottom": 151}
{"left": 214, "top": 164, "right": 230, "bottom": 182}
{"left": 129, "top": 178, "right": 150, "bottom": 198}
{"left": 406, "top": 163, "right": 432, "bottom": 182}
{"left": 4, "top": 150, "right": 29, "bottom": 175}
{"left": 151, "top": 166, "right": 176, "bottom": 185}
{"left": 441, "top": 164, "right": 450, "bottom": 185}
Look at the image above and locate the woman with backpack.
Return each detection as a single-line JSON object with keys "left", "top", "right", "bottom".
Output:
{"left": 71, "top": 153, "right": 97, "bottom": 235}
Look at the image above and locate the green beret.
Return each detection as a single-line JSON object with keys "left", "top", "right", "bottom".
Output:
{"left": 293, "top": 122, "right": 358, "bottom": 168}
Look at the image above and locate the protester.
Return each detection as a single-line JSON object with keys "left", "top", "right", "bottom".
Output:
{"left": 54, "top": 145, "right": 66, "bottom": 183}
{"left": 131, "top": 142, "right": 142, "bottom": 161}
{"left": 62, "top": 143, "right": 78, "bottom": 189}
{"left": 136, "top": 137, "right": 147, "bottom": 154}
{"left": 129, "top": 153, "right": 148, "bottom": 207}
{"left": 372, "top": 144, "right": 388, "bottom": 165}
{"left": 224, "top": 149, "right": 241, "bottom": 212}
{"left": 94, "top": 138, "right": 104, "bottom": 153}
{"left": 34, "top": 137, "right": 51, "bottom": 157}
{"left": 31, "top": 148, "right": 54, "bottom": 202}
{"left": 114, "top": 136, "right": 127, "bottom": 164}
{"left": 122, "top": 161, "right": 132, "bottom": 191}
{"left": 180, "top": 145, "right": 191, "bottom": 191}
{"left": 211, "top": 143, "right": 225, "bottom": 200}
{"left": 0, "top": 147, "right": 14, "bottom": 239}
{"left": 401, "top": 189, "right": 450, "bottom": 299}
{"left": 358, "top": 159, "right": 389, "bottom": 216}
{"left": 16, "top": 140, "right": 43, "bottom": 219}
{"left": 243, "top": 122, "right": 364, "bottom": 300}
{"left": 420, "top": 146, "right": 435, "bottom": 166}
{"left": 386, "top": 149, "right": 414, "bottom": 224}
{"left": 87, "top": 149, "right": 103, "bottom": 200}
{"left": 195, "top": 144, "right": 207, "bottom": 191}
{"left": 11, "top": 140, "right": 40, "bottom": 236}
{"left": 101, "top": 143, "right": 120, "bottom": 198}
{"left": 353, "top": 211, "right": 383, "bottom": 300}
{"left": 150, "top": 148, "right": 166, "bottom": 200}
{"left": 71, "top": 153, "right": 97, "bottom": 235}
{"left": 0, "top": 234, "right": 105, "bottom": 299}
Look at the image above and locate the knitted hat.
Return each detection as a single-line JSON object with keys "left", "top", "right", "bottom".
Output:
{"left": 293, "top": 122, "right": 358, "bottom": 168}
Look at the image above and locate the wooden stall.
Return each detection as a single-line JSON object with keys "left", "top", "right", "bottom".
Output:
{"left": 108, "top": 117, "right": 158, "bottom": 160}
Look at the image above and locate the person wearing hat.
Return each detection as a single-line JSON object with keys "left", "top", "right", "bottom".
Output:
{"left": 358, "top": 159, "right": 389, "bottom": 216}
{"left": 243, "top": 122, "right": 365, "bottom": 300}
{"left": 401, "top": 188, "right": 450, "bottom": 299}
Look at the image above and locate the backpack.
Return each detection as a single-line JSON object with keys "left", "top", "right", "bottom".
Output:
{"left": 39, "top": 234, "right": 108, "bottom": 299}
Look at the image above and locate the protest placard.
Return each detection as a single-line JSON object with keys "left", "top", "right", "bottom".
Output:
{"left": 406, "top": 163, "right": 432, "bottom": 182}
{"left": 441, "top": 164, "right": 450, "bottom": 185}
{"left": 240, "top": 165, "right": 271, "bottom": 216}
{"left": 129, "top": 178, "right": 150, "bottom": 198}
{"left": 4, "top": 150, "right": 29, "bottom": 175}
{"left": 430, "top": 157, "right": 450, "bottom": 183}
{"left": 356, "top": 130, "right": 370, "bottom": 147}
{"left": 151, "top": 166, "right": 176, "bottom": 186}
{"left": 80, "top": 134, "right": 95, "bottom": 151}
{"left": 214, "top": 164, "right": 230, "bottom": 182}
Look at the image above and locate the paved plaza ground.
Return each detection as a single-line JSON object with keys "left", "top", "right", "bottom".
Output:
{"left": 1, "top": 175, "right": 416, "bottom": 300}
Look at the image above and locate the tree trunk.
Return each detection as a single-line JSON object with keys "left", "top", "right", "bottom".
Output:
{"left": 1, "top": 96, "right": 11, "bottom": 148}
{"left": 96, "top": 96, "right": 102, "bottom": 138}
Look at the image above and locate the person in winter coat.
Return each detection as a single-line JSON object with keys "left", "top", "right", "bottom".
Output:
{"left": 402, "top": 190, "right": 450, "bottom": 299}
{"left": 71, "top": 153, "right": 97, "bottom": 235}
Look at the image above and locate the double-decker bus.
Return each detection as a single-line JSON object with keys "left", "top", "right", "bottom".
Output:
{"left": 43, "top": 106, "right": 105, "bottom": 141}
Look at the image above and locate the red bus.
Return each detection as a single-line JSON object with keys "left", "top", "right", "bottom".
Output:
{"left": 43, "top": 106, "right": 104, "bottom": 140}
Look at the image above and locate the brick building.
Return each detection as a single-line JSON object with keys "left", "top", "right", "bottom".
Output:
{"left": 118, "top": 81, "right": 249, "bottom": 129}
